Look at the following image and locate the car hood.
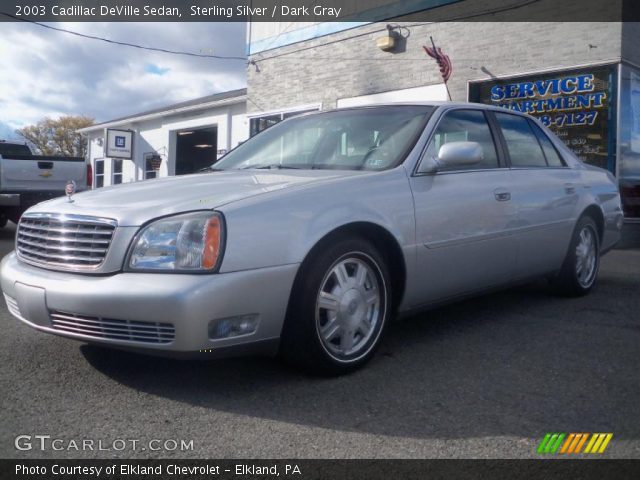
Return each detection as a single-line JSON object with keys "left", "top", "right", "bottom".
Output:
{"left": 27, "top": 169, "right": 361, "bottom": 226}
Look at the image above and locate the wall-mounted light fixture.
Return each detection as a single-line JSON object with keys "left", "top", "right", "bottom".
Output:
{"left": 376, "top": 24, "right": 407, "bottom": 53}
{"left": 376, "top": 25, "right": 399, "bottom": 52}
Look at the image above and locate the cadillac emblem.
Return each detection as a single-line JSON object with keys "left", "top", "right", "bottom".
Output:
{"left": 65, "top": 180, "right": 76, "bottom": 203}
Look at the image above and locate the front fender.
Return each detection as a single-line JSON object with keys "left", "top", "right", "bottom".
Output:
{"left": 218, "top": 167, "right": 416, "bottom": 273}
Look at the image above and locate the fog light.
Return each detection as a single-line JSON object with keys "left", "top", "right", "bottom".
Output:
{"left": 209, "top": 314, "right": 259, "bottom": 339}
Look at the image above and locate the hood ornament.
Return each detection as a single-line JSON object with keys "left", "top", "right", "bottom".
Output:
{"left": 65, "top": 180, "right": 76, "bottom": 203}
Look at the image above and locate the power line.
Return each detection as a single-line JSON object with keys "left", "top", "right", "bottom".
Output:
{"left": 1, "top": 0, "right": 543, "bottom": 64}
{"left": 0, "top": 12, "right": 247, "bottom": 61}
{"left": 250, "top": 0, "right": 544, "bottom": 63}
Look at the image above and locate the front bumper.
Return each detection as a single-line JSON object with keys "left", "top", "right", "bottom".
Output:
{"left": 1, "top": 252, "right": 299, "bottom": 357}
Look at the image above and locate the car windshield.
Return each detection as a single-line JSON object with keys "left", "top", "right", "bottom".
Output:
{"left": 214, "top": 105, "right": 434, "bottom": 171}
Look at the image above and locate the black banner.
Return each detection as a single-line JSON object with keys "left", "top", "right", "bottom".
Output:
{"left": 3, "top": 460, "right": 640, "bottom": 480}
{"left": 1, "top": 0, "right": 639, "bottom": 22}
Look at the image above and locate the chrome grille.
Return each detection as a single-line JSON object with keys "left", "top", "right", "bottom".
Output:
{"left": 50, "top": 311, "right": 175, "bottom": 344}
{"left": 17, "top": 214, "right": 116, "bottom": 270}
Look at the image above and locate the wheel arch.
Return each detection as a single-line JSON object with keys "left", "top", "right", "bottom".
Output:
{"left": 580, "top": 204, "right": 605, "bottom": 244}
{"left": 290, "top": 221, "right": 407, "bottom": 314}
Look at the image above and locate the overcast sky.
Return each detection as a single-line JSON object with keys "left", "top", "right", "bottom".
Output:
{"left": 0, "top": 22, "right": 246, "bottom": 140}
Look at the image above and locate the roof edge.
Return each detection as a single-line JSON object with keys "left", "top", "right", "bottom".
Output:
{"left": 79, "top": 89, "right": 247, "bottom": 133}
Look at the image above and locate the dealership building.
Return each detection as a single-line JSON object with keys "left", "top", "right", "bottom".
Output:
{"left": 79, "top": 88, "right": 248, "bottom": 186}
{"left": 246, "top": 18, "right": 640, "bottom": 219}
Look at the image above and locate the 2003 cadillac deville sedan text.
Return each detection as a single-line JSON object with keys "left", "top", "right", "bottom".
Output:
{"left": 1, "top": 104, "right": 623, "bottom": 374}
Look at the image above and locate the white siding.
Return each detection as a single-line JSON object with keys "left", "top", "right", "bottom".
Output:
{"left": 86, "top": 102, "right": 248, "bottom": 188}
{"left": 336, "top": 85, "right": 449, "bottom": 107}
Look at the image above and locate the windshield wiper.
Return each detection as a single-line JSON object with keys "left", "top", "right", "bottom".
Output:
{"left": 197, "top": 166, "right": 224, "bottom": 172}
{"left": 239, "top": 164, "right": 304, "bottom": 170}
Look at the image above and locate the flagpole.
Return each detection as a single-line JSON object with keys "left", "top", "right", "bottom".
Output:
{"left": 430, "top": 36, "right": 452, "bottom": 101}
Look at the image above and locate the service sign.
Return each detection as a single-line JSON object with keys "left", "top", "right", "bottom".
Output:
{"left": 469, "top": 66, "right": 616, "bottom": 171}
{"left": 105, "top": 128, "right": 134, "bottom": 159}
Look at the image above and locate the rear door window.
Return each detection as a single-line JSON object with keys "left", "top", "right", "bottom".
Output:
{"left": 495, "top": 113, "right": 548, "bottom": 167}
{"left": 528, "top": 120, "right": 565, "bottom": 167}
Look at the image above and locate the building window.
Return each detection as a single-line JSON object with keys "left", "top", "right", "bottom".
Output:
{"left": 144, "top": 153, "right": 158, "bottom": 179}
{"left": 469, "top": 65, "right": 617, "bottom": 171}
{"left": 249, "top": 106, "right": 320, "bottom": 136}
{"left": 112, "top": 159, "right": 123, "bottom": 184}
{"left": 619, "top": 63, "right": 640, "bottom": 218}
{"left": 94, "top": 158, "right": 104, "bottom": 188}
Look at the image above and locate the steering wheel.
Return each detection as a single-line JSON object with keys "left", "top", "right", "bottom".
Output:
{"left": 361, "top": 145, "right": 391, "bottom": 168}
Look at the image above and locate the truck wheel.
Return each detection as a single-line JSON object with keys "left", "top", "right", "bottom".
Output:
{"left": 551, "top": 216, "right": 600, "bottom": 297}
{"left": 280, "top": 236, "right": 391, "bottom": 375}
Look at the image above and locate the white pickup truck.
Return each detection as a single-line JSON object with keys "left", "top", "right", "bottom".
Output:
{"left": 0, "top": 140, "right": 90, "bottom": 226}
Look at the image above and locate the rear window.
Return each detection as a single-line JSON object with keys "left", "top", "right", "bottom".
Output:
{"left": 0, "top": 143, "right": 31, "bottom": 156}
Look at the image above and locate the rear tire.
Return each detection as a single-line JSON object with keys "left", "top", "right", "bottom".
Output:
{"left": 280, "top": 236, "right": 392, "bottom": 375}
{"left": 551, "top": 216, "right": 600, "bottom": 297}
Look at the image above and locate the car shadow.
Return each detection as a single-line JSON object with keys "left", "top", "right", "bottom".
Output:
{"left": 81, "top": 267, "right": 640, "bottom": 441}
{"left": 0, "top": 222, "right": 16, "bottom": 237}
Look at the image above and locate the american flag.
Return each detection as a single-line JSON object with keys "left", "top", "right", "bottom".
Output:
{"left": 423, "top": 45, "right": 453, "bottom": 83}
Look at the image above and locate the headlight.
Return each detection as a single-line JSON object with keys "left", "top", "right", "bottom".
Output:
{"left": 127, "top": 212, "right": 224, "bottom": 272}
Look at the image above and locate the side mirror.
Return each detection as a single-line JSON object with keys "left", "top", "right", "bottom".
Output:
{"left": 437, "top": 141, "right": 484, "bottom": 170}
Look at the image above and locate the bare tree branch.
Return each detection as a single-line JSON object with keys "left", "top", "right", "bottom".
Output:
{"left": 16, "top": 116, "right": 94, "bottom": 157}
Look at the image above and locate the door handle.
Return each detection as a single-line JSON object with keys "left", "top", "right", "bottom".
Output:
{"left": 38, "top": 161, "right": 54, "bottom": 169}
{"left": 494, "top": 187, "right": 511, "bottom": 202}
{"left": 564, "top": 183, "right": 576, "bottom": 194}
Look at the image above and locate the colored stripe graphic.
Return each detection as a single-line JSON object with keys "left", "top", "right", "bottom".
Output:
{"left": 537, "top": 433, "right": 565, "bottom": 454}
{"left": 539, "top": 433, "right": 613, "bottom": 454}
{"left": 560, "top": 433, "right": 590, "bottom": 454}
{"left": 584, "top": 433, "right": 613, "bottom": 454}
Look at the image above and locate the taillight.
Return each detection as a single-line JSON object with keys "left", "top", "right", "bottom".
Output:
{"left": 86, "top": 163, "right": 92, "bottom": 187}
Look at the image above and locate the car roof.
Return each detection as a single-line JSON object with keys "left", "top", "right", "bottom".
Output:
{"left": 333, "top": 101, "right": 518, "bottom": 113}
{"left": 291, "top": 102, "right": 530, "bottom": 122}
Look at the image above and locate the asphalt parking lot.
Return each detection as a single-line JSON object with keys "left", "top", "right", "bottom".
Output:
{"left": 0, "top": 222, "right": 638, "bottom": 459}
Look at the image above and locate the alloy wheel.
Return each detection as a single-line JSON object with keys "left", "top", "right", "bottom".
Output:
{"left": 315, "top": 255, "right": 383, "bottom": 360}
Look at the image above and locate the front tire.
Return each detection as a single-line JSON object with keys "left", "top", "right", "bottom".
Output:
{"left": 551, "top": 216, "right": 600, "bottom": 296}
{"left": 280, "top": 236, "right": 392, "bottom": 375}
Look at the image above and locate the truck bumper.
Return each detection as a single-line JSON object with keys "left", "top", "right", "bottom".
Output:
{"left": 0, "top": 191, "right": 86, "bottom": 209}
{"left": 1, "top": 252, "right": 299, "bottom": 357}
{"left": 0, "top": 194, "right": 20, "bottom": 206}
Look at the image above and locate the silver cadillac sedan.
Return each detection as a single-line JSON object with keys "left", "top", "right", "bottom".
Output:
{"left": 1, "top": 103, "right": 623, "bottom": 374}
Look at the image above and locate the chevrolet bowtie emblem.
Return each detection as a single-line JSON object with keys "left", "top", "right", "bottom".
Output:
{"left": 65, "top": 180, "right": 77, "bottom": 203}
{"left": 39, "top": 171, "right": 52, "bottom": 178}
